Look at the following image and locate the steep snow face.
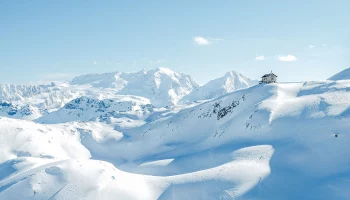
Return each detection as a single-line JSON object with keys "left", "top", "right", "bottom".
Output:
{"left": 328, "top": 68, "right": 350, "bottom": 80}
{"left": 71, "top": 68, "right": 199, "bottom": 107}
{"left": 181, "top": 70, "right": 257, "bottom": 103}
{"left": 36, "top": 96, "right": 153, "bottom": 124}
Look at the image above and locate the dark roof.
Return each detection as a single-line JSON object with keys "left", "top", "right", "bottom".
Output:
{"left": 262, "top": 73, "right": 278, "bottom": 78}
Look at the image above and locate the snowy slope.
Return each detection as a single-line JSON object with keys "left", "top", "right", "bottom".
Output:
{"left": 0, "top": 117, "right": 90, "bottom": 163}
{"left": 65, "top": 81, "right": 350, "bottom": 199}
{"left": 328, "top": 67, "right": 350, "bottom": 80}
{"left": 71, "top": 68, "right": 199, "bottom": 107}
{"left": 0, "top": 148, "right": 273, "bottom": 200}
{"left": 1, "top": 68, "right": 350, "bottom": 199}
{"left": 1, "top": 80, "right": 350, "bottom": 199}
{"left": 0, "top": 117, "right": 273, "bottom": 199}
{"left": 181, "top": 71, "right": 257, "bottom": 103}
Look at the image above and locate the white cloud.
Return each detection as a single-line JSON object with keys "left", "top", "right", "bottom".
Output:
{"left": 93, "top": 60, "right": 97, "bottom": 65}
{"left": 255, "top": 56, "right": 265, "bottom": 61}
{"left": 193, "top": 36, "right": 210, "bottom": 45}
{"left": 193, "top": 36, "right": 224, "bottom": 46}
{"left": 309, "top": 45, "right": 315, "bottom": 49}
{"left": 276, "top": 54, "right": 297, "bottom": 62}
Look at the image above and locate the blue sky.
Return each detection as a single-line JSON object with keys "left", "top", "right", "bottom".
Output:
{"left": 1, "top": 0, "right": 349, "bottom": 84}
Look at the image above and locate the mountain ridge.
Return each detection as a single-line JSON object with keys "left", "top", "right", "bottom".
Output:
{"left": 0, "top": 68, "right": 257, "bottom": 114}
{"left": 181, "top": 70, "right": 258, "bottom": 103}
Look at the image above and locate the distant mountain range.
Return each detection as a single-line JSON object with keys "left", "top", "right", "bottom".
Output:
{"left": 71, "top": 67, "right": 199, "bottom": 107}
{"left": 0, "top": 68, "right": 259, "bottom": 120}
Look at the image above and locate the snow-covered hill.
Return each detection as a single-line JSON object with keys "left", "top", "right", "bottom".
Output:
{"left": 328, "top": 67, "right": 350, "bottom": 80}
{"left": 75, "top": 81, "right": 350, "bottom": 199}
{"left": 181, "top": 71, "right": 257, "bottom": 103}
{"left": 1, "top": 78, "right": 350, "bottom": 199}
{"left": 0, "top": 117, "right": 273, "bottom": 199}
{"left": 71, "top": 68, "right": 199, "bottom": 107}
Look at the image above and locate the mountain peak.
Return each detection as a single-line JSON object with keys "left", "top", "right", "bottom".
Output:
{"left": 69, "top": 68, "right": 198, "bottom": 107}
{"left": 180, "top": 70, "right": 257, "bottom": 103}
{"left": 155, "top": 67, "right": 173, "bottom": 73}
{"left": 224, "top": 70, "right": 241, "bottom": 78}
{"left": 328, "top": 68, "right": 350, "bottom": 80}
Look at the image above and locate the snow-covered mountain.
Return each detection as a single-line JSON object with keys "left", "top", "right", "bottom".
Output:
{"left": 0, "top": 68, "right": 256, "bottom": 118}
{"left": 0, "top": 82, "right": 79, "bottom": 112}
{"left": 0, "top": 68, "right": 198, "bottom": 113}
{"left": 1, "top": 78, "right": 350, "bottom": 199}
{"left": 328, "top": 67, "right": 350, "bottom": 80}
{"left": 0, "top": 102, "right": 43, "bottom": 120}
{"left": 181, "top": 70, "right": 257, "bottom": 103}
{"left": 71, "top": 67, "right": 199, "bottom": 107}
{"left": 36, "top": 96, "right": 153, "bottom": 124}
{"left": 0, "top": 82, "right": 58, "bottom": 102}
{"left": 1, "top": 68, "right": 350, "bottom": 199}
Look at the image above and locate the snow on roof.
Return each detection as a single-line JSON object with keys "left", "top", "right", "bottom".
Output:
{"left": 262, "top": 73, "right": 278, "bottom": 78}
